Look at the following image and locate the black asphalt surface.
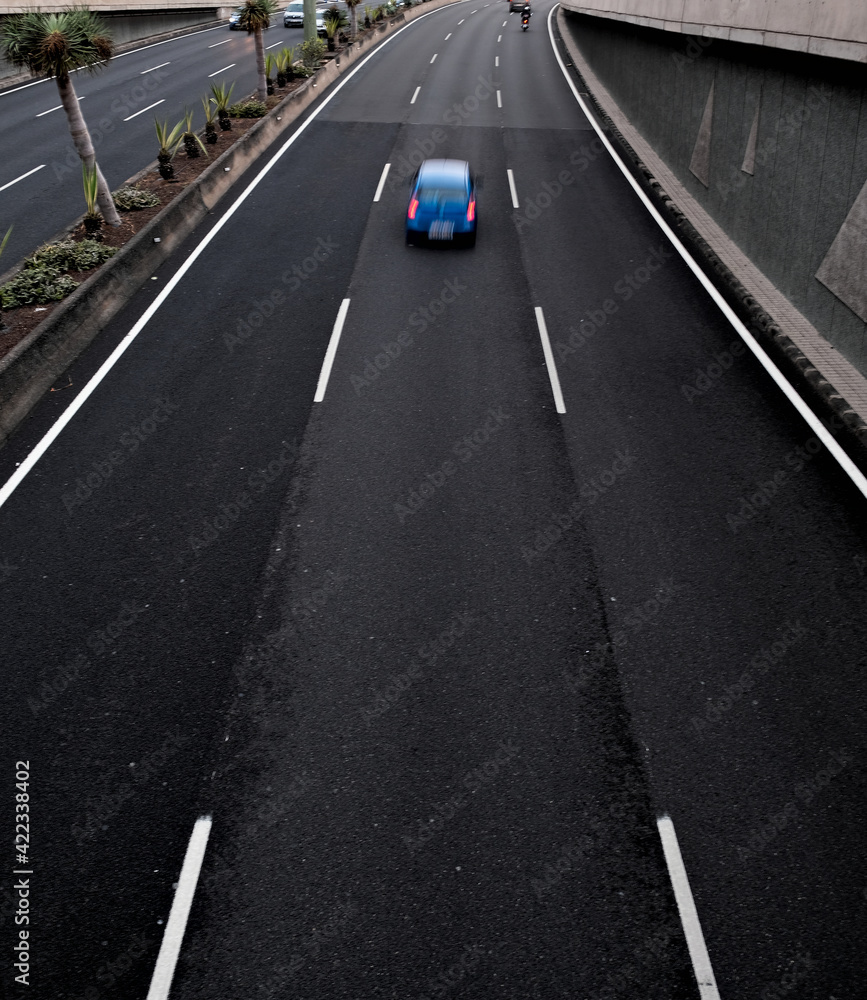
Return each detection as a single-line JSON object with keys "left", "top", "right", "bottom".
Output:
{"left": 0, "top": 14, "right": 281, "bottom": 264}
{"left": 1, "top": 2, "right": 865, "bottom": 998}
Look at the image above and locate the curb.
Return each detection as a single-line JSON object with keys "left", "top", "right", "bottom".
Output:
{"left": 554, "top": 9, "right": 867, "bottom": 475}
{"left": 0, "top": 0, "right": 458, "bottom": 449}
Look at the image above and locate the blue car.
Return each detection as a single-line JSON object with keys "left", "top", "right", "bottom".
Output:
{"left": 406, "top": 159, "right": 477, "bottom": 247}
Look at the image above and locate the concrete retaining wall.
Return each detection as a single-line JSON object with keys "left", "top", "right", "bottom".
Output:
{"left": 561, "top": 10, "right": 867, "bottom": 376}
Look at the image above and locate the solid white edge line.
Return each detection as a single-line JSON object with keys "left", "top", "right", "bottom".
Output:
{"left": 546, "top": 4, "right": 867, "bottom": 501}
{"left": 411, "top": 85, "right": 421, "bottom": 103}
{"left": 314, "top": 299, "right": 351, "bottom": 402}
{"left": 0, "top": 0, "right": 467, "bottom": 513}
{"left": 140, "top": 61, "right": 171, "bottom": 74}
{"left": 0, "top": 164, "right": 46, "bottom": 192}
{"left": 506, "top": 167, "right": 519, "bottom": 208}
{"left": 208, "top": 62, "right": 236, "bottom": 78}
{"left": 496, "top": 89, "right": 502, "bottom": 107}
{"left": 534, "top": 307, "right": 566, "bottom": 414}
{"left": 373, "top": 162, "right": 391, "bottom": 202}
{"left": 657, "top": 816, "right": 721, "bottom": 1000}
{"left": 123, "top": 99, "right": 165, "bottom": 121}
{"left": 146, "top": 815, "right": 212, "bottom": 1000}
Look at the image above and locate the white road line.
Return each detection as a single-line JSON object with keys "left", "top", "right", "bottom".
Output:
{"left": 496, "top": 89, "right": 502, "bottom": 107}
{"left": 445, "top": 32, "right": 452, "bottom": 38}
{"left": 502, "top": 19, "right": 508, "bottom": 25}
{"left": 373, "top": 162, "right": 391, "bottom": 202}
{"left": 141, "top": 61, "right": 170, "bottom": 74}
{"left": 124, "top": 99, "right": 165, "bottom": 121}
{"left": 430, "top": 53, "right": 438, "bottom": 63}
{"left": 497, "top": 33, "right": 502, "bottom": 41}
{"left": 0, "top": 164, "right": 45, "bottom": 193}
{"left": 534, "top": 307, "right": 566, "bottom": 414}
{"left": 458, "top": 18, "right": 465, "bottom": 23}
{"left": 208, "top": 37, "right": 232, "bottom": 47}
{"left": 315, "top": 299, "right": 351, "bottom": 402}
{"left": 411, "top": 85, "right": 421, "bottom": 104}
{"left": 36, "top": 97, "right": 84, "bottom": 117}
{"left": 495, "top": 55, "right": 499, "bottom": 66}
{"left": 506, "top": 167, "right": 518, "bottom": 208}
{"left": 657, "top": 816, "right": 721, "bottom": 1000}
{"left": 266, "top": 40, "right": 284, "bottom": 49}
{"left": 208, "top": 63, "right": 236, "bottom": 78}
{"left": 0, "top": 2, "right": 460, "bottom": 514}
{"left": 146, "top": 816, "right": 212, "bottom": 1000}
{"left": 546, "top": 5, "right": 867, "bottom": 502}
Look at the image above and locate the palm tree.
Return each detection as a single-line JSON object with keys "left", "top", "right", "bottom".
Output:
{"left": 0, "top": 9, "right": 121, "bottom": 227}
{"left": 236, "top": 0, "right": 280, "bottom": 103}
{"left": 345, "top": 0, "right": 362, "bottom": 40}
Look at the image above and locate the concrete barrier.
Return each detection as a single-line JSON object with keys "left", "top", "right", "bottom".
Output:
{"left": 0, "top": 0, "right": 464, "bottom": 447}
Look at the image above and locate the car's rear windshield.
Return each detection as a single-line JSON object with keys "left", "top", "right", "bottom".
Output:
{"left": 418, "top": 186, "right": 466, "bottom": 206}
{"left": 286, "top": 2, "right": 303, "bottom": 10}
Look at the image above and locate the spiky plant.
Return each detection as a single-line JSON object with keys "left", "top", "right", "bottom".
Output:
{"left": 201, "top": 96, "right": 218, "bottom": 144}
{"left": 154, "top": 117, "right": 185, "bottom": 180}
{"left": 235, "top": 0, "right": 280, "bottom": 102}
{"left": 210, "top": 80, "right": 236, "bottom": 130}
{"left": 82, "top": 161, "right": 102, "bottom": 238}
{"left": 0, "top": 9, "right": 120, "bottom": 227}
{"left": 181, "top": 109, "right": 208, "bottom": 159}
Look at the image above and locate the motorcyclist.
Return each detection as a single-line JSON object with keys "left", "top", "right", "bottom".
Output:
{"left": 520, "top": 3, "right": 531, "bottom": 22}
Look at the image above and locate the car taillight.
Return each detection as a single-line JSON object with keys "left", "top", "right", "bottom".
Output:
{"left": 467, "top": 199, "right": 476, "bottom": 222}
{"left": 408, "top": 198, "right": 419, "bottom": 219}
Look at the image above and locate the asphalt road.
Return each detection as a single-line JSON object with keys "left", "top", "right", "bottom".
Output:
{"left": 0, "top": 13, "right": 283, "bottom": 265}
{"left": 0, "top": 2, "right": 865, "bottom": 998}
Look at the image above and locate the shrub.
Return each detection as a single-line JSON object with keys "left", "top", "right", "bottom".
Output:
{"left": 113, "top": 185, "right": 161, "bottom": 211}
{"left": 27, "top": 239, "right": 116, "bottom": 272}
{"left": 299, "top": 37, "right": 326, "bottom": 68}
{"left": 0, "top": 266, "right": 79, "bottom": 308}
{"left": 228, "top": 100, "right": 268, "bottom": 118}
{"left": 0, "top": 239, "right": 117, "bottom": 308}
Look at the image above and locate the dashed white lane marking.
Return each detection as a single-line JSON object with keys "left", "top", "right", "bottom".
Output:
{"left": 445, "top": 32, "right": 452, "bottom": 38}
{"left": 534, "top": 307, "right": 566, "bottom": 414}
{"left": 373, "top": 162, "right": 391, "bottom": 202}
{"left": 146, "top": 816, "right": 212, "bottom": 1000}
{"left": 36, "top": 97, "right": 84, "bottom": 117}
{"left": 411, "top": 85, "right": 421, "bottom": 103}
{"left": 208, "top": 37, "right": 231, "bottom": 47}
{"left": 502, "top": 19, "right": 508, "bottom": 25}
{"left": 495, "top": 55, "right": 499, "bottom": 65}
{"left": 266, "top": 40, "right": 284, "bottom": 48}
{"left": 0, "top": 165, "right": 45, "bottom": 192}
{"left": 506, "top": 167, "right": 519, "bottom": 208}
{"left": 545, "top": 5, "right": 867, "bottom": 502}
{"left": 496, "top": 89, "right": 502, "bottom": 107}
{"left": 141, "top": 61, "right": 170, "bottom": 74}
{"left": 208, "top": 63, "right": 236, "bottom": 78}
{"left": 315, "top": 299, "right": 351, "bottom": 402}
{"left": 430, "top": 52, "right": 438, "bottom": 62}
{"left": 458, "top": 18, "right": 465, "bottom": 23}
{"left": 657, "top": 816, "right": 721, "bottom": 1000}
{"left": 497, "top": 33, "right": 502, "bottom": 41}
{"left": 123, "top": 99, "right": 164, "bottom": 121}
